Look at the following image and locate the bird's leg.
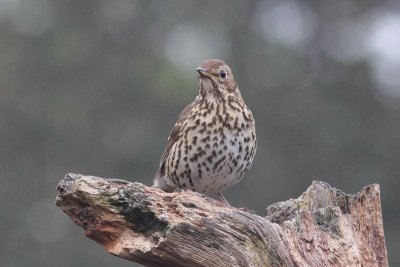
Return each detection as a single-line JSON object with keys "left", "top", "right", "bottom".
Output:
{"left": 207, "top": 192, "right": 230, "bottom": 205}
{"left": 216, "top": 192, "right": 231, "bottom": 206}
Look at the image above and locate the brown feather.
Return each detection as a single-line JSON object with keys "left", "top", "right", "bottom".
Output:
{"left": 154, "top": 100, "right": 197, "bottom": 181}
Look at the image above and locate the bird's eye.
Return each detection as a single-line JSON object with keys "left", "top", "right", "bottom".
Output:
{"left": 219, "top": 69, "right": 227, "bottom": 79}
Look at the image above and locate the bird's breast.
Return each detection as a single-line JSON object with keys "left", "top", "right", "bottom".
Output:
{"left": 166, "top": 100, "right": 256, "bottom": 193}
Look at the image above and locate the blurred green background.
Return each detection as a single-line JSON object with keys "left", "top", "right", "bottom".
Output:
{"left": 1, "top": 0, "right": 399, "bottom": 266}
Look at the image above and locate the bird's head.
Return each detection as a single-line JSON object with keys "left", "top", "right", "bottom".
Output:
{"left": 195, "top": 59, "right": 239, "bottom": 99}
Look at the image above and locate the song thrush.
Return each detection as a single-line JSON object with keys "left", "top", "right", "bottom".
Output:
{"left": 153, "top": 59, "right": 256, "bottom": 203}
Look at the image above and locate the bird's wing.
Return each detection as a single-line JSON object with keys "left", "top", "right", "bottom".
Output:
{"left": 154, "top": 100, "right": 197, "bottom": 180}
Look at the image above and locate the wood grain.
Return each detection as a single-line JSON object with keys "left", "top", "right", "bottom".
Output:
{"left": 56, "top": 174, "right": 388, "bottom": 267}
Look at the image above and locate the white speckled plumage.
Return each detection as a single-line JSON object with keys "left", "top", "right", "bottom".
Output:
{"left": 153, "top": 59, "right": 256, "bottom": 201}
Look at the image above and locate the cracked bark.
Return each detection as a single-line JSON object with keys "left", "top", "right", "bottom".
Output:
{"left": 55, "top": 173, "right": 388, "bottom": 267}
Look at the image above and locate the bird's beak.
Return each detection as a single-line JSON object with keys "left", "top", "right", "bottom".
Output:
{"left": 196, "top": 67, "right": 211, "bottom": 78}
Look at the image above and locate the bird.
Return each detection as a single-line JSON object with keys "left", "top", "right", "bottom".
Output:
{"left": 153, "top": 59, "right": 256, "bottom": 204}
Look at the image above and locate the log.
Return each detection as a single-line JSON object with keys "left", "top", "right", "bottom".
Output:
{"left": 55, "top": 173, "right": 388, "bottom": 267}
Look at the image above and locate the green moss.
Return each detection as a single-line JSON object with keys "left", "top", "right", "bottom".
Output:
{"left": 109, "top": 188, "right": 169, "bottom": 234}
{"left": 313, "top": 207, "right": 341, "bottom": 237}
{"left": 336, "top": 193, "right": 351, "bottom": 215}
{"left": 122, "top": 207, "right": 168, "bottom": 233}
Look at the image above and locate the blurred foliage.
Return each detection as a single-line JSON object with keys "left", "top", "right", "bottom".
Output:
{"left": 1, "top": 0, "right": 399, "bottom": 266}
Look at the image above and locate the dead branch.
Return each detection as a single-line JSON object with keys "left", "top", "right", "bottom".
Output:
{"left": 55, "top": 173, "right": 388, "bottom": 267}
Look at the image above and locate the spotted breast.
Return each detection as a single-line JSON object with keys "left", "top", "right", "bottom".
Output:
{"left": 153, "top": 59, "right": 256, "bottom": 202}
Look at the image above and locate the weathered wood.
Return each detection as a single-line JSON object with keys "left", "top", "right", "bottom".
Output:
{"left": 55, "top": 173, "right": 388, "bottom": 267}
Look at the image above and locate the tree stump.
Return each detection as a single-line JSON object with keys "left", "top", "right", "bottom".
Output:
{"left": 55, "top": 173, "right": 388, "bottom": 267}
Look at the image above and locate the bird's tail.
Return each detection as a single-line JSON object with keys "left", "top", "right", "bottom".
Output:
{"left": 153, "top": 166, "right": 176, "bottom": 192}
